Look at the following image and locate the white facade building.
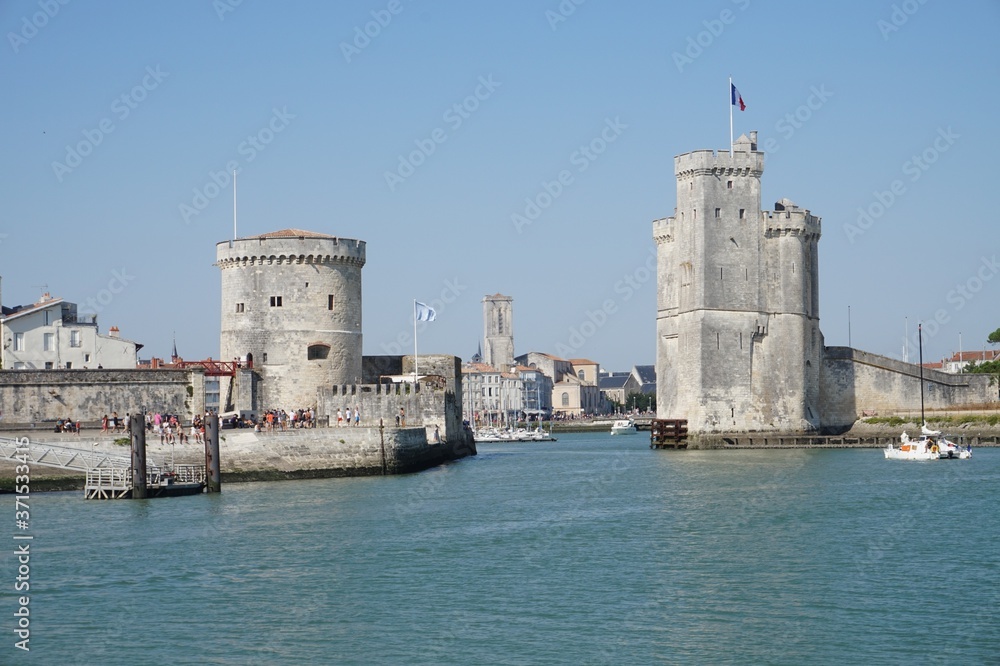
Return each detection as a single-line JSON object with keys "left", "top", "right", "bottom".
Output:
{"left": 0, "top": 292, "right": 139, "bottom": 370}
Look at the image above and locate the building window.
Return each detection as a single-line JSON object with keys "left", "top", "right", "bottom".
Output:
{"left": 307, "top": 344, "right": 330, "bottom": 360}
{"left": 70, "top": 330, "right": 81, "bottom": 347}
{"left": 561, "top": 392, "right": 569, "bottom": 407}
{"left": 236, "top": 303, "right": 245, "bottom": 313}
{"left": 578, "top": 370, "right": 584, "bottom": 380}
{"left": 270, "top": 296, "right": 283, "bottom": 307}
{"left": 13, "top": 332, "right": 24, "bottom": 351}
{"left": 693, "top": 209, "right": 697, "bottom": 219}
{"left": 715, "top": 208, "right": 721, "bottom": 219}
{"left": 84, "top": 353, "right": 91, "bottom": 363}
{"left": 44, "top": 333, "right": 54, "bottom": 351}
{"left": 727, "top": 180, "right": 733, "bottom": 189}
{"left": 44, "top": 311, "right": 50, "bottom": 325}
{"left": 739, "top": 208, "right": 745, "bottom": 219}
{"left": 66, "top": 361, "right": 72, "bottom": 369}
{"left": 262, "top": 353, "right": 268, "bottom": 364}
{"left": 328, "top": 295, "right": 335, "bottom": 311}
{"left": 44, "top": 362, "right": 53, "bottom": 369}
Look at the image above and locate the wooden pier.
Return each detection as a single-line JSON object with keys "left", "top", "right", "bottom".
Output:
{"left": 84, "top": 464, "right": 206, "bottom": 500}
{"left": 650, "top": 419, "right": 688, "bottom": 449}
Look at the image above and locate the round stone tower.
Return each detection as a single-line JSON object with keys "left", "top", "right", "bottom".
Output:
{"left": 216, "top": 229, "right": 366, "bottom": 410}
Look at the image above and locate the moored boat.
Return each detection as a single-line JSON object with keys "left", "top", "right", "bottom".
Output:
{"left": 884, "top": 425, "right": 971, "bottom": 461}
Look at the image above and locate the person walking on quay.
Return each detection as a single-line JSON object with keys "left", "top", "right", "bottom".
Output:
{"left": 337, "top": 409, "right": 343, "bottom": 427}
{"left": 101, "top": 414, "right": 109, "bottom": 434}
{"left": 354, "top": 406, "right": 360, "bottom": 427}
{"left": 399, "top": 407, "right": 405, "bottom": 427}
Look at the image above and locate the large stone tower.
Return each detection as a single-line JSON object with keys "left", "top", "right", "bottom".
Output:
{"left": 482, "top": 293, "right": 514, "bottom": 371}
{"left": 216, "top": 229, "right": 366, "bottom": 409}
{"left": 654, "top": 133, "right": 822, "bottom": 433}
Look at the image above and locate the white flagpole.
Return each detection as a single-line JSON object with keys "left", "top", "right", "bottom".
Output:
{"left": 413, "top": 300, "right": 419, "bottom": 384}
{"left": 233, "top": 170, "right": 238, "bottom": 240}
{"left": 729, "top": 75, "right": 734, "bottom": 157}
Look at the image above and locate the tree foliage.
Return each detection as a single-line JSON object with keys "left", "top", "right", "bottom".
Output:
{"left": 988, "top": 327, "right": 1000, "bottom": 346}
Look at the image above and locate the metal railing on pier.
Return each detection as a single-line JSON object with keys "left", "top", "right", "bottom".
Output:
{"left": 0, "top": 436, "right": 133, "bottom": 472}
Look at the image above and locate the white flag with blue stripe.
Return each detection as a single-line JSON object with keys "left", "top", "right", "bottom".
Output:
{"left": 415, "top": 301, "right": 437, "bottom": 322}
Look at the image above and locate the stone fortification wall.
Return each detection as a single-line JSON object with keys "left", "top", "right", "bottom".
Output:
{"left": 317, "top": 355, "right": 469, "bottom": 448}
{"left": 0, "top": 369, "right": 205, "bottom": 427}
{"left": 820, "top": 347, "right": 998, "bottom": 432}
{"left": 220, "top": 424, "right": 474, "bottom": 476}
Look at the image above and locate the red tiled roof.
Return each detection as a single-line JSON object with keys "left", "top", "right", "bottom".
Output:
{"left": 243, "top": 229, "right": 336, "bottom": 240}
{"left": 947, "top": 350, "right": 999, "bottom": 362}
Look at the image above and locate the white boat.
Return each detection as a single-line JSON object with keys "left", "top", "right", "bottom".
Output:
{"left": 884, "top": 325, "right": 972, "bottom": 461}
{"left": 610, "top": 419, "right": 637, "bottom": 435}
{"left": 884, "top": 425, "right": 971, "bottom": 461}
{"left": 474, "top": 426, "right": 556, "bottom": 443}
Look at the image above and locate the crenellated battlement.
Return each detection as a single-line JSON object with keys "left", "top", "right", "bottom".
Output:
{"left": 764, "top": 200, "right": 821, "bottom": 240}
{"left": 674, "top": 148, "right": 764, "bottom": 180}
{"left": 216, "top": 251, "right": 366, "bottom": 270}
{"left": 216, "top": 234, "right": 366, "bottom": 269}
{"left": 652, "top": 217, "right": 674, "bottom": 244}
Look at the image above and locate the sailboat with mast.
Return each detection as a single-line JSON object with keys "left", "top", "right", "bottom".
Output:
{"left": 884, "top": 324, "right": 972, "bottom": 461}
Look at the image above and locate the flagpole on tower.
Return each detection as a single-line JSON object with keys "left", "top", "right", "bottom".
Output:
{"left": 233, "top": 170, "right": 238, "bottom": 241}
{"left": 729, "top": 75, "right": 734, "bottom": 157}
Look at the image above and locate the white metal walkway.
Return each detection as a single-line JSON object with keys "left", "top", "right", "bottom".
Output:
{"left": 0, "top": 436, "right": 137, "bottom": 472}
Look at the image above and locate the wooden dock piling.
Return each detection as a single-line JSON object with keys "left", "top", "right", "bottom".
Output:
{"left": 205, "top": 414, "right": 221, "bottom": 493}
{"left": 130, "top": 413, "right": 147, "bottom": 499}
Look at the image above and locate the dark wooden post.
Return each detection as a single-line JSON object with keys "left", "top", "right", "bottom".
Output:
{"left": 205, "top": 414, "right": 221, "bottom": 493}
{"left": 130, "top": 413, "right": 147, "bottom": 499}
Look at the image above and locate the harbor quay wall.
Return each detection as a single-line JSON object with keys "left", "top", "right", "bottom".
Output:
{"left": 820, "top": 347, "right": 998, "bottom": 432}
{"left": 0, "top": 368, "right": 205, "bottom": 427}
{"left": 218, "top": 426, "right": 474, "bottom": 477}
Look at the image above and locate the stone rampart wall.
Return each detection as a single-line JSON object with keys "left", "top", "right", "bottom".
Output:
{"left": 0, "top": 369, "right": 205, "bottom": 427}
{"left": 219, "top": 425, "right": 474, "bottom": 476}
{"left": 820, "top": 346, "right": 998, "bottom": 431}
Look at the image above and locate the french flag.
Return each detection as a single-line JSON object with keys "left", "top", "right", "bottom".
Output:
{"left": 731, "top": 83, "right": 746, "bottom": 111}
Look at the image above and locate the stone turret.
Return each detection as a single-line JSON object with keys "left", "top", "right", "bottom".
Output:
{"left": 482, "top": 293, "right": 514, "bottom": 371}
{"left": 655, "top": 133, "right": 822, "bottom": 434}
{"left": 216, "top": 229, "right": 366, "bottom": 409}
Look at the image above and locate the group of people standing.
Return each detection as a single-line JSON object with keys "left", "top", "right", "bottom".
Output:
{"left": 260, "top": 407, "right": 317, "bottom": 431}
{"left": 336, "top": 406, "right": 361, "bottom": 427}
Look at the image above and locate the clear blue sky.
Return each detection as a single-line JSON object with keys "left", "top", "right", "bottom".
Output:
{"left": 2, "top": 1, "right": 998, "bottom": 371}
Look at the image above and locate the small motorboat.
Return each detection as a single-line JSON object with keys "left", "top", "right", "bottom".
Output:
{"left": 610, "top": 419, "right": 637, "bottom": 435}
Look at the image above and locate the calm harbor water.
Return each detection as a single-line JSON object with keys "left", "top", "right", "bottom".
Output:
{"left": 6, "top": 432, "right": 999, "bottom": 665}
